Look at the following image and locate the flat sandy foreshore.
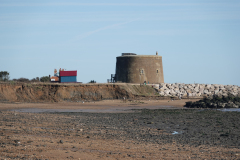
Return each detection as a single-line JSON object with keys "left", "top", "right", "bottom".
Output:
{"left": 1, "top": 99, "right": 240, "bottom": 159}
{"left": 0, "top": 99, "right": 198, "bottom": 111}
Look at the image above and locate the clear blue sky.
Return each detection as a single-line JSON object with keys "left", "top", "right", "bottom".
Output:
{"left": 0, "top": 0, "right": 240, "bottom": 85}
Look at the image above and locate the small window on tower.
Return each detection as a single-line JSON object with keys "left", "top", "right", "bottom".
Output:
{"left": 157, "top": 70, "right": 159, "bottom": 73}
{"left": 140, "top": 69, "right": 144, "bottom": 74}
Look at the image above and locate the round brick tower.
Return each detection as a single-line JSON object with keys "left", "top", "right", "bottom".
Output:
{"left": 115, "top": 53, "right": 164, "bottom": 83}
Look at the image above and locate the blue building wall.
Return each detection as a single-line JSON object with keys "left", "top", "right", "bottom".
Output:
{"left": 60, "top": 76, "right": 77, "bottom": 83}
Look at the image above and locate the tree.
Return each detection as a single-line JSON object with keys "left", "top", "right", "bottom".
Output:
{"left": 31, "top": 77, "right": 40, "bottom": 82}
{"left": 0, "top": 71, "right": 10, "bottom": 81}
{"left": 40, "top": 76, "right": 50, "bottom": 82}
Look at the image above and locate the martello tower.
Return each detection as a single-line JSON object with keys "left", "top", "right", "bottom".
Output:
{"left": 115, "top": 52, "right": 164, "bottom": 83}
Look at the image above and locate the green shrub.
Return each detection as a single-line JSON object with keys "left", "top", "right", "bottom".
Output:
{"left": 40, "top": 76, "right": 50, "bottom": 82}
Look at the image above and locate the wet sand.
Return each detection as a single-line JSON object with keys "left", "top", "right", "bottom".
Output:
{"left": 0, "top": 99, "right": 197, "bottom": 112}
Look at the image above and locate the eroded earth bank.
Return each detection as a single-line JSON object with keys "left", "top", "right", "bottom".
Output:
{"left": 0, "top": 83, "right": 161, "bottom": 103}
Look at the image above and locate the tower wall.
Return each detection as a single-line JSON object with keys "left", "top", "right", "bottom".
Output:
{"left": 115, "top": 55, "right": 164, "bottom": 83}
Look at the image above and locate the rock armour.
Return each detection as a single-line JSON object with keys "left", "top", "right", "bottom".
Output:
{"left": 155, "top": 83, "right": 239, "bottom": 97}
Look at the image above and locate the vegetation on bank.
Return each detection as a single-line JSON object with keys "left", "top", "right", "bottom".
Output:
{"left": 0, "top": 71, "right": 50, "bottom": 82}
{"left": 185, "top": 94, "right": 240, "bottom": 108}
{"left": 0, "top": 71, "right": 10, "bottom": 81}
{"left": 89, "top": 80, "right": 96, "bottom": 83}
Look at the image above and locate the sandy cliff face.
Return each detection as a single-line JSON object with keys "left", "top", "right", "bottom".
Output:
{"left": 0, "top": 83, "right": 135, "bottom": 103}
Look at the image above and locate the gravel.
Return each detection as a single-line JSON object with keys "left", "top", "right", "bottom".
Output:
{"left": 49, "top": 109, "right": 240, "bottom": 148}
